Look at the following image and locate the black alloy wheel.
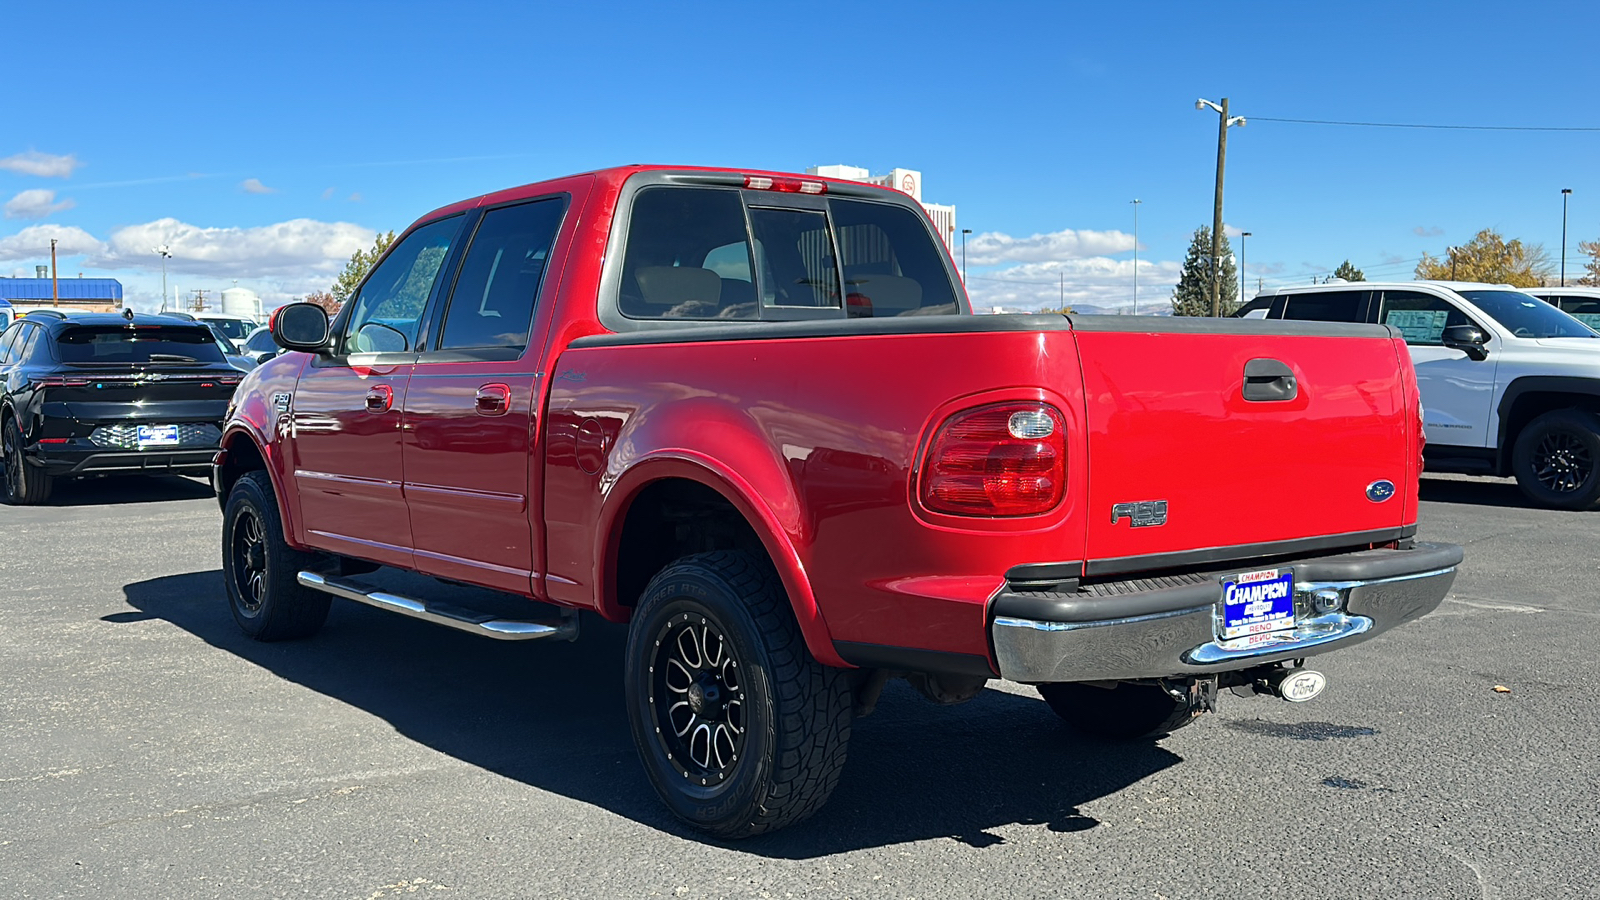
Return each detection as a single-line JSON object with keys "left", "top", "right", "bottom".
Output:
{"left": 1511, "top": 410, "right": 1600, "bottom": 510}
{"left": 230, "top": 503, "right": 269, "bottom": 615}
{"left": 1, "top": 417, "right": 53, "bottom": 505}
{"left": 222, "top": 470, "right": 330, "bottom": 640}
{"left": 648, "top": 611, "right": 747, "bottom": 788}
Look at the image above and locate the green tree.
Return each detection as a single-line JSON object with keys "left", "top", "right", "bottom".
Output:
{"left": 1578, "top": 238, "right": 1600, "bottom": 286}
{"left": 1332, "top": 260, "right": 1365, "bottom": 282}
{"left": 1171, "top": 226, "right": 1238, "bottom": 316}
{"left": 1415, "top": 229, "right": 1553, "bottom": 287}
{"left": 330, "top": 230, "right": 396, "bottom": 304}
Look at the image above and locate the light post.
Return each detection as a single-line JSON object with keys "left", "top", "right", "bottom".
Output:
{"left": 1131, "top": 199, "right": 1141, "bottom": 315}
{"left": 1561, "top": 189, "right": 1573, "bottom": 287}
{"left": 1239, "top": 231, "right": 1251, "bottom": 301}
{"left": 155, "top": 245, "right": 172, "bottom": 311}
{"left": 1196, "top": 97, "right": 1246, "bottom": 315}
{"left": 960, "top": 228, "right": 972, "bottom": 286}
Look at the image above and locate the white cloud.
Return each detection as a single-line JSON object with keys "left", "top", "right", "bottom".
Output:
{"left": 965, "top": 257, "right": 1183, "bottom": 314}
{"left": 320, "top": 187, "right": 336, "bottom": 200}
{"left": 964, "top": 228, "right": 1134, "bottom": 267}
{"left": 239, "top": 178, "right": 277, "bottom": 194}
{"left": 0, "top": 151, "right": 82, "bottom": 178}
{"left": 4, "top": 189, "right": 76, "bottom": 220}
{"left": 0, "top": 224, "right": 105, "bottom": 261}
{"left": 90, "top": 217, "right": 374, "bottom": 286}
{"left": 348, "top": 192, "right": 363, "bottom": 202}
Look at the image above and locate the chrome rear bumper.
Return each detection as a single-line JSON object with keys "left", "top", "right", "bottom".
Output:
{"left": 991, "top": 542, "right": 1462, "bottom": 683}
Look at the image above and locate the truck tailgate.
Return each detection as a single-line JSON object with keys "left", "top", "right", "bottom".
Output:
{"left": 1071, "top": 318, "right": 1412, "bottom": 575}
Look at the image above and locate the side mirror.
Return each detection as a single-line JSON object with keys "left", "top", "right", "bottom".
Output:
{"left": 271, "top": 303, "right": 331, "bottom": 354}
{"left": 255, "top": 351, "right": 278, "bottom": 365}
{"left": 1441, "top": 324, "right": 1488, "bottom": 361}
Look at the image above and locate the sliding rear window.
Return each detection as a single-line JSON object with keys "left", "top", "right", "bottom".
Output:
{"left": 57, "top": 326, "right": 226, "bottom": 363}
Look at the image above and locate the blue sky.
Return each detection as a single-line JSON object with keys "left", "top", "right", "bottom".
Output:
{"left": 2, "top": 0, "right": 1596, "bottom": 313}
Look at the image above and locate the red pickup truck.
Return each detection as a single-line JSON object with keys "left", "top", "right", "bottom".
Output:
{"left": 215, "top": 165, "right": 1462, "bottom": 837}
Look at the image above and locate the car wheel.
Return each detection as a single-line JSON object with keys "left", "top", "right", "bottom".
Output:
{"left": 1511, "top": 409, "right": 1600, "bottom": 510}
{"left": 624, "top": 551, "right": 852, "bottom": 838}
{"left": 1037, "top": 681, "right": 1198, "bottom": 740}
{"left": 222, "top": 470, "right": 330, "bottom": 640}
{"left": 1, "top": 417, "right": 53, "bottom": 506}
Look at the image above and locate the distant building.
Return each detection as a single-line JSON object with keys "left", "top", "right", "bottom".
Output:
{"left": 0, "top": 276, "right": 124, "bottom": 313}
{"left": 805, "top": 165, "right": 958, "bottom": 252}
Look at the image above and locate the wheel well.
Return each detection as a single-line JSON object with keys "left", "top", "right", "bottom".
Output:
{"left": 216, "top": 433, "right": 267, "bottom": 506}
{"left": 612, "top": 478, "right": 766, "bottom": 613}
{"left": 1501, "top": 392, "right": 1600, "bottom": 473}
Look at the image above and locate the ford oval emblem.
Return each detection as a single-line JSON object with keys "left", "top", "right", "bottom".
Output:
{"left": 1366, "top": 480, "right": 1396, "bottom": 503}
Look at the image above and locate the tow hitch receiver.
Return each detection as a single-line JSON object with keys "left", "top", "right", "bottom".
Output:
{"left": 1225, "top": 662, "right": 1328, "bottom": 703}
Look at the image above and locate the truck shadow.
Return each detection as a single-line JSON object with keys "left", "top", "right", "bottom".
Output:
{"left": 120, "top": 570, "right": 1181, "bottom": 858}
{"left": 45, "top": 475, "right": 215, "bottom": 507}
{"left": 1417, "top": 476, "right": 1530, "bottom": 509}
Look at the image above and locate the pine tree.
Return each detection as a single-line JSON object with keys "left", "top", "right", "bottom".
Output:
{"left": 1171, "top": 227, "right": 1238, "bottom": 316}
{"left": 1332, "top": 260, "right": 1365, "bottom": 282}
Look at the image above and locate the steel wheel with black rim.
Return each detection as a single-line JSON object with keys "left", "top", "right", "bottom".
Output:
{"left": 1, "top": 417, "right": 52, "bottom": 505}
{"left": 222, "top": 470, "right": 330, "bottom": 640}
{"left": 624, "top": 551, "right": 852, "bottom": 838}
{"left": 1511, "top": 409, "right": 1600, "bottom": 510}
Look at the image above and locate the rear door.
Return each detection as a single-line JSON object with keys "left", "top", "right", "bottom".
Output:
{"left": 1072, "top": 318, "right": 1412, "bottom": 574}
{"left": 1374, "top": 289, "right": 1497, "bottom": 449}
{"left": 402, "top": 196, "right": 569, "bottom": 594}
{"left": 290, "top": 215, "right": 462, "bottom": 567}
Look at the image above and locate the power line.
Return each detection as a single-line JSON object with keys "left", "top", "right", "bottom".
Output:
{"left": 1252, "top": 116, "right": 1600, "bottom": 133}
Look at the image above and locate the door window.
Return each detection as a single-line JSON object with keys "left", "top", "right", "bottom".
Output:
{"left": 437, "top": 199, "right": 566, "bottom": 353}
{"left": 1280, "top": 290, "right": 1366, "bottom": 323}
{"left": 619, "top": 188, "right": 755, "bottom": 320}
{"left": 20, "top": 324, "right": 45, "bottom": 362}
{"left": 0, "top": 324, "right": 21, "bottom": 365}
{"left": 1552, "top": 295, "right": 1600, "bottom": 329}
{"left": 1377, "top": 291, "right": 1476, "bottom": 344}
{"left": 342, "top": 215, "right": 462, "bottom": 354}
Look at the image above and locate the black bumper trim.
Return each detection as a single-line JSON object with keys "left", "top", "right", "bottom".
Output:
{"left": 833, "top": 641, "right": 997, "bottom": 678}
{"left": 36, "top": 449, "right": 218, "bottom": 476}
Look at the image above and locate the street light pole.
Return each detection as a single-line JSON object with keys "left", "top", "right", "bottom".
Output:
{"left": 155, "top": 245, "right": 172, "bottom": 311}
{"left": 1131, "top": 199, "right": 1141, "bottom": 315}
{"left": 960, "top": 228, "right": 972, "bottom": 286}
{"left": 1240, "top": 232, "right": 1251, "bottom": 302}
{"left": 50, "top": 239, "right": 59, "bottom": 304}
{"left": 1561, "top": 189, "right": 1573, "bottom": 287}
{"left": 1196, "top": 97, "right": 1246, "bottom": 316}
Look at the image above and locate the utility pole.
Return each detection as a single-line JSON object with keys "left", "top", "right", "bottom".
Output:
{"left": 191, "top": 289, "right": 210, "bottom": 312}
{"left": 1196, "top": 98, "right": 1246, "bottom": 315}
{"left": 1059, "top": 271, "right": 1065, "bottom": 309}
{"left": 960, "top": 228, "right": 972, "bottom": 286}
{"left": 50, "top": 239, "right": 59, "bottom": 304}
{"left": 155, "top": 245, "right": 172, "bottom": 311}
{"left": 1561, "top": 188, "right": 1573, "bottom": 287}
{"left": 1239, "top": 232, "right": 1251, "bottom": 302}
{"left": 1131, "top": 198, "right": 1141, "bottom": 315}
{"left": 1449, "top": 247, "right": 1457, "bottom": 281}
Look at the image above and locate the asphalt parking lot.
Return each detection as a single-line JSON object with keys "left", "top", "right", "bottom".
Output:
{"left": 2, "top": 474, "right": 1597, "bottom": 899}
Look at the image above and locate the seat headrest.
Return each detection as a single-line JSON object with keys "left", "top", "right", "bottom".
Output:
{"left": 635, "top": 266, "right": 721, "bottom": 307}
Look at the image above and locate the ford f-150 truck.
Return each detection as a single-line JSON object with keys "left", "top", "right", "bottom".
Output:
{"left": 215, "top": 165, "right": 1463, "bottom": 837}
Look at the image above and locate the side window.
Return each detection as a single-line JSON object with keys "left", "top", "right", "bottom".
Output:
{"left": 437, "top": 199, "right": 566, "bottom": 353}
{"left": 830, "top": 198, "right": 960, "bottom": 317}
{"left": 0, "top": 324, "right": 21, "bottom": 365}
{"left": 1378, "top": 291, "right": 1475, "bottom": 344}
{"left": 619, "top": 188, "right": 756, "bottom": 320}
{"left": 1280, "top": 291, "right": 1366, "bottom": 323}
{"left": 747, "top": 207, "right": 840, "bottom": 310}
{"left": 342, "top": 215, "right": 462, "bottom": 354}
{"left": 1553, "top": 295, "right": 1600, "bottom": 329}
{"left": 245, "top": 329, "right": 278, "bottom": 354}
{"left": 18, "top": 325, "right": 44, "bottom": 363}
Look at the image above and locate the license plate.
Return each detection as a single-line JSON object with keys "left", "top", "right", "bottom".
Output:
{"left": 1220, "top": 568, "right": 1295, "bottom": 642}
{"left": 137, "top": 424, "right": 180, "bottom": 448}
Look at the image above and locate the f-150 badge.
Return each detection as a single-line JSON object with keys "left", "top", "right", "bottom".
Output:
{"left": 1111, "top": 500, "right": 1168, "bottom": 527}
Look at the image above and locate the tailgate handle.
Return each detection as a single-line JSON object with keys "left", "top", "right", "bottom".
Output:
{"left": 1243, "top": 358, "right": 1297, "bottom": 402}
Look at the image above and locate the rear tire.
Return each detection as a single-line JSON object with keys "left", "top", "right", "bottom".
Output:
{"left": 222, "top": 470, "right": 330, "bottom": 641}
{"left": 1, "top": 417, "right": 53, "bottom": 506}
{"left": 624, "top": 551, "right": 852, "bottom": 838}
{"left": 1038, "top": 681, "right": 1198, "bottom": 740}
{"left": 1510, "top": 409, "right": 1600, "bottom": 510}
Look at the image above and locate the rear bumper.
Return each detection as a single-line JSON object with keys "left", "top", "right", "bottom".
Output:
{"left": 990, "top": 541, "right": 1462, "bottom": 683}
{"left": 30, "top": 445, "right": 217, "bottom": 476}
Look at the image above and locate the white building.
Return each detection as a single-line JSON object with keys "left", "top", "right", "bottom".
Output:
{"left": 805, "top": 165, "right": 958, "bottom": 253}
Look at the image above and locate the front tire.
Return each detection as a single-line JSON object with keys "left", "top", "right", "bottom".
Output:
{"left": 2, "top": 417, "right": 54, "bottom": 506}
{"left": 1511, "top": 409, "right": 1600, "bottom": 510}
{"left": 222, "top": 470, "right": 330, "bottom": 641}
{"left": 624, "top": 551, "right": 852, "bottom": 838}
{"left": 1038, "top": 681, "right": 1198, "bottom": 740}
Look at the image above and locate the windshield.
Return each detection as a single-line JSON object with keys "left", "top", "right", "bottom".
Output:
{"left": 1459, "top": 290, "right": 1599, "bottom": 339}
{"left": 56, "top": 326, "right": 227, "bottom": 363}
{"left": 199, "top": 317, "right": 256, "bottom": 340}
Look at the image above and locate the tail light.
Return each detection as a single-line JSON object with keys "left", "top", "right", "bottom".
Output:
{"left": 744, "top": 174, "right": 827, "bottom": 194}
{"left": 920, "top": 402, "right": 1066, "bottom": 517}
{"left": 36, "top": 376, "right": 90, "bottom": 387}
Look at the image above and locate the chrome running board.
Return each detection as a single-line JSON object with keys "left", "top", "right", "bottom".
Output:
{"left": 296, "top": 571, "right": 579, "bottom": 642}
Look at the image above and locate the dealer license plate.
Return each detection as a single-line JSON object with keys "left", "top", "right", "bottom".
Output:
{"left": 1220, "top": 568, "right": 1296, "bottom": 644}
{"left": 137, "top": 424, "right": 181, "bottom": 449}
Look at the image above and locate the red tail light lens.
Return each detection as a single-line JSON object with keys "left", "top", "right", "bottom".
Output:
{"left": 36, "top": 376, "right": 90, "bottom": 387}
{"left": 920, "top": 402, "right": 1066, "bottom": 517}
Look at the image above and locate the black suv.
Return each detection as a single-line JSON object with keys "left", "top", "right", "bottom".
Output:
{"left": 0, "top": 311, "right": 243, "bottom": 504}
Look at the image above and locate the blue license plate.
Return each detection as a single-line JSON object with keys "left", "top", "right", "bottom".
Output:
{"left": 137, "top": 424, "right": 180, "bottom": 448}
{"left": 1221, "top": 568, "right": 1295, "bottom": 642}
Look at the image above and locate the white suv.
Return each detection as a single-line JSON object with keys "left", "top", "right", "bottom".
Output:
{"left": 1526, "top": 286, "right": 1600, "bottom": 330}
{"left": 1237, "top": 281, "right": 1600, "bottom": 509}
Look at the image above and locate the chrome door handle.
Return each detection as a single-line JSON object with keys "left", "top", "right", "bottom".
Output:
{"left": 475, "top": 383, "right": 510, "bottom": 416}
{"left": 365, "top": 384, "right": 393, "bottom": 412}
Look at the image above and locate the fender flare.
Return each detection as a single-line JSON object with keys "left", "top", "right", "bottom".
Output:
{"left": 217, "top": 422, "right": 305, "bottom": 551}
{"left": 1494, "top": 376, "right": 1600, "bottom": 469}
{"left": 595, "top": 452, "right": 847, "bottom": 669}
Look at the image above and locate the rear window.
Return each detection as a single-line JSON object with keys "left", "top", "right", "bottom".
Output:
{"left": 831, "top": 198, "right": 960, "bottom": 317}
{"left": 56, "top": 326, "right": 227, "bottom": 363}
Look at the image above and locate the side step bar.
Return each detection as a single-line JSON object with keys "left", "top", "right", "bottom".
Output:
{"left": 296, "top": 571, "right": 579, "bottom": 642}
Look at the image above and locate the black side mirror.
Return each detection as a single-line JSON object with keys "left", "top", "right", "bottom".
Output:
{"left": 1441, "top": 324, "right": 1488, "bottom": 361}
{"left": 271, "top": 303, "right": 331, "bottom": 354}
{"left": 254, "top": 351, "right": 277, "bottom": 365}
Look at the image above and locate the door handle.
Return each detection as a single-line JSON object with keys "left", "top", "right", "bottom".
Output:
{"left": 1242, "top": 358, "right": 1297, "bottom": 402}
{"left": 365, "top": 384, "right": 394, "bottom": 413}
{"left": 475, "top": 383, "right": 511, "bottom": 416}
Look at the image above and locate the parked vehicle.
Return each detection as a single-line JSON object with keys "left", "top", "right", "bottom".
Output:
{"left": 0, "top": 299, "right": 12, "bottom": 332}
{"left": 1, "top": 311, "right": 242, "bottom": 504}
{"left": 1525, "top": 286, "right": 1600, "bottom": 330}
{"left": 215, "top": 165, "right": 1461, "bottom": 837}
{"left": 240, "top": 325, "right": 281, "bottom": 364}
{"left": 204, "top": 324, "right": 260, "bottom": 372}
{"left": 1237, "top": 281, "right": 1600, "bottom": 508}
{"left": 194, "top": 312, "right": 259, "bottom": 343}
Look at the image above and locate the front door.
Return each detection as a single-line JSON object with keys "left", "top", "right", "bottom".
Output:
{"left": 1375, "top": 289, "right": 1500, "bottom": 449}
{"left": 402, "top": 197, "right": 569, "bottom": 594}
{"left": 289, "top": 215, "right": 463, "bottom": 567}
